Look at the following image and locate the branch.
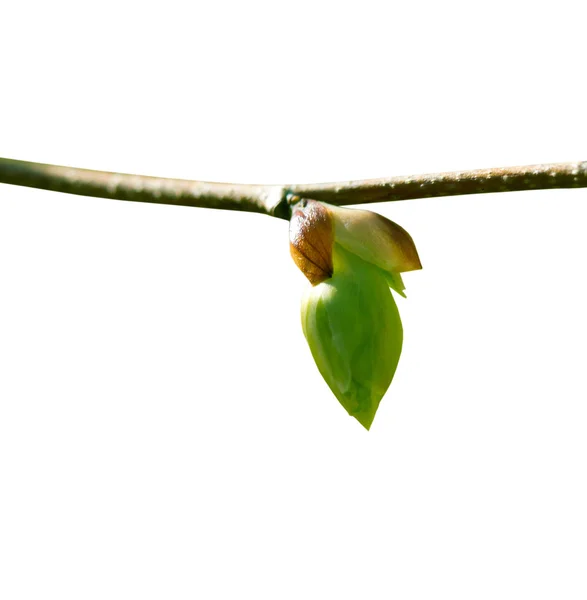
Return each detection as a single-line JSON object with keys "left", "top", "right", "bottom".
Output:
{"left": 288, "top": 160, "right": 587, "bottom": 206}
{"left": 1, "top": 157, "right": 586, "bottom": 220}
{"left": 0, "top": 157, "right": 289, "bottom": 219}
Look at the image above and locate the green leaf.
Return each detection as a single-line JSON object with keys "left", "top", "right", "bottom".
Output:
{"left": 301, "top": 244, "right": 403, "bottom": 429}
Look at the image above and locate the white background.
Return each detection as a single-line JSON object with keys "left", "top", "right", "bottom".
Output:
{"left": 1, "top": 1, "right": 586, "bottom": 598}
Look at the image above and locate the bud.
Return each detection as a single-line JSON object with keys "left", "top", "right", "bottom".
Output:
{"left": 290, "top": 200, "right": 421, "bottom": 430}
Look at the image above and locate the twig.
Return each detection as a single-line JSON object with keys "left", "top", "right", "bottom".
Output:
{"left": 288, "top": 161, "right": 587, "bottom": 206}
{"left": 1, "top": 157, "right": 586, "bottom": 220}
{"left": 0, "top": 157, "right": 289, "bottom": 219}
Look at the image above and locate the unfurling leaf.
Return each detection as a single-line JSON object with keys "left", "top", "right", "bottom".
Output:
{"left": 290, "top": 200, "right": 421, "bottom": 429}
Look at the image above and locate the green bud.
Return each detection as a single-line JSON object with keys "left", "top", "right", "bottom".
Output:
{"left": 290, "top": 200, "right": 421, "bottom": 429}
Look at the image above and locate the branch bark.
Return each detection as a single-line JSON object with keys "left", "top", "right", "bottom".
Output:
{"left": 288, "top": 161, "right": 587, "bottom": 207}
{"left": 0, "top": 157, "right": 289, "bottom": 219}
{"left": 1, "top": 157, "right": 586, "bottom": 220}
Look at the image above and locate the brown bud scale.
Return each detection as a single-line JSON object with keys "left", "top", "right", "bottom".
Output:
{"left": 289, "top": 200, "right": 334, "bottom": 285}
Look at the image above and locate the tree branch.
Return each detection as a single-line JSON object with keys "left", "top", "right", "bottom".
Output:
{"left": 288, "top": 160, "right": 587, "bottom": 206}
{"left": 1, "top": 157, "right": 586, "bottom": 220}
{"left": 0, "top": 157, "right": 289, "bottom": 219}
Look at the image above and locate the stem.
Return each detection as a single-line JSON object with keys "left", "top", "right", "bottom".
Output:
{"left": 288, "top": 161, "right": 587, "bottom": 206}
{"left": 0, "top": 157, "right": 289, "bottom": 219}
{"left": 1, "top": 157, "right": 586, "bottom": 219}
